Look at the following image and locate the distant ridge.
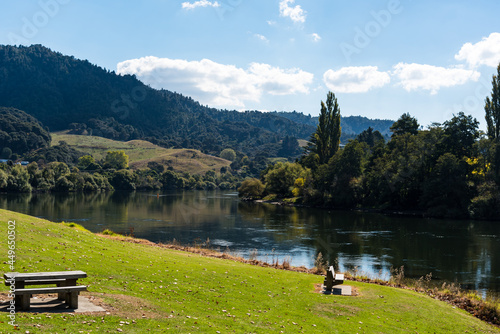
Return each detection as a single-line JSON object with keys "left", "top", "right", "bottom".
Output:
{"left": 269, "top": 111, "right": 394, "bottom": 136}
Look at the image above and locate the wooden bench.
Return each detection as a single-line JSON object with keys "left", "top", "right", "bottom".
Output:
{"left": 4, "top": 271, "right": 87, "bottom": 311}
{"left": 323, "top": 266, "right": 344, "bottom": 291}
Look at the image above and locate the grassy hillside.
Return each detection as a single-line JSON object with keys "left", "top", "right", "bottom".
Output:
{"left": 52, "top": 132, "right": 231, "bottom": 174}
{"left": 298, "top": 139, "right": 309, "bottom": 148}
{"left": 1, "top": 209, "right": 498, "bottom": 333}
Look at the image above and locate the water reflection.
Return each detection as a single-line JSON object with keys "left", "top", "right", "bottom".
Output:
{"left": 1, "top": 190, "right": 499, "bottom": 293}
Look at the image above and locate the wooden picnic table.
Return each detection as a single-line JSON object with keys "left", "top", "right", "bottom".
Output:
{"left": 4, "top": 271, "right": 87, "bottom": 310}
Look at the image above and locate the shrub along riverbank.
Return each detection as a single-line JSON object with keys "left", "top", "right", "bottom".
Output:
{"left": 0, "top": 209, "right": 499, "bottom": 333}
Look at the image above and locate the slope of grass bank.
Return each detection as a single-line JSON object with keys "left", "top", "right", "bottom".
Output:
{"left": 0, "top": 209, "right": 498, "bottom": 333}
{"left": 51, "top": 132, "right": 230, "bottom": 174}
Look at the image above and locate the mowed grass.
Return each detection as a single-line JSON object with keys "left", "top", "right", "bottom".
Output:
{"left": 0, "top": 209, "right": 499, "bottom": 333}
{"left": 51, "top": 132, "right": 231, "bottom": 174}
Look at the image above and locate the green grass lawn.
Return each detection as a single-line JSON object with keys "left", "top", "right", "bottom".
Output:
{"left": 1, "top": 208, "right": 498, "bottom": 333}
{"left": 51, "top": 132, "right": 231, "bottom": 174}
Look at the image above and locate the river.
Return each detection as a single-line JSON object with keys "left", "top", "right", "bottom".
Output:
{"left": 1, "top": 190, "right": 499, "bottom": 294}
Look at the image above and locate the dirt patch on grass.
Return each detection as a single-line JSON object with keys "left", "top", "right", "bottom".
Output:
{"left": 93, "top": 292, "right": 166, "bottom": 319}
{"left": 0, "top": 292, "right": 108, "bottom": 314}
{"left": 314, "top": 303, "right": 361, "bottom": 319}
{"left": 0, "top": 291, "right": 164, "bottom": 319}
{"left": 313, "top": 283, "right": 359, "bottom": 296}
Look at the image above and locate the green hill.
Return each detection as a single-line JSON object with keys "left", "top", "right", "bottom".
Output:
{"left": 51, "top": 132, "right": 231, "bottom": 174}
{"left": 1, "top": 209, "right": 498, "bottom": 333}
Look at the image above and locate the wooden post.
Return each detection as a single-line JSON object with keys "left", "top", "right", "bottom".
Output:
{"left": 14, "top": 280, "right": 24, "bottom": 307}
{"left": 68, "top": 291, "right": 79, "bottom": 309}
{"left": 20, "top": 294, "right": 30, "bottom": 311}
{"left": 57, "top": 281, "right": 64, "bottom": 300}
{"left": 324, "top": 266, "right": 334, "bottom": 291}
{"left": 63, "top": 279, "right": 77, "bottom": 303}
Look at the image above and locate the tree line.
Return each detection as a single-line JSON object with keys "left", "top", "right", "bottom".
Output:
{"left": 239, "top": 65, "right": 500, "bottom": 220}
{"left": 0, "top": 150, "right": 244, "bottom": 193}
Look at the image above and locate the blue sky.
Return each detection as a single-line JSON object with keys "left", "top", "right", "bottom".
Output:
{"left": 2, "top": 0, "right": 500, "bottom": 129}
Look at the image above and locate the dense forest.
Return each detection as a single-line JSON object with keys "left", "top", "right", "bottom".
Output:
{"left": 239, "top": 73, "right": 500, "bottom": 220}
{"left": 0, "top": 45, "right": 393, "bottom": 159}
{"left": 0, "top": 107, "right": 51, "bottom": 159}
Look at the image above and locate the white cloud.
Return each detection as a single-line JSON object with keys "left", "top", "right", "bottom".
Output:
{"left": 254, "top": 34, "right": 269, "bottom": 43}
{"left": 311, "top": 33, "right": 321, "bottom": 42}
{"left": 455, "top": 32, "right": 500, "bottom": 68}
{"left": 117, "top": 57, "right": 313, "bottom": 108}
{"left": 279, "top": 0, "right": 306, "bottom": 23}
{"left": 181, "top": 0, "right": 220, "bottom": 10}
{"left": 248, "top": 63, "right": 313, "bottom": 95}
{"left": 393, "top": 63, "right": 480, "bottom": 94}
{"left": 323, "top": 66, "right": 390, "bottom": 93}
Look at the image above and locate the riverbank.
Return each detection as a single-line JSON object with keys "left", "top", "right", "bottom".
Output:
{"left": 1, "top": 208, "right": 499, "bottom": 333}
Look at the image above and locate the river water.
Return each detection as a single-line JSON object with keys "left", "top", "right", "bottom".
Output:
{"left": 1, "top": 190, "right": 499, "bottom": 294}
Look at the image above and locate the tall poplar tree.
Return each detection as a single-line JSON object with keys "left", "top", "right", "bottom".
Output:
{"left": 485, "top": 64, "right": 500, "bottom": 183}
{"left": 485, "top": 64, "right": 500, "bottom": 140}
{"left": 306, "top": 91, "right": 342, "bottom": 165}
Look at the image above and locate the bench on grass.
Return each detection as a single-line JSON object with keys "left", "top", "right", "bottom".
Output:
{"left": 323, "top": 266, "right": 344, "bottom": 291}
{"left": 4, "top": 271, "right": 87, "bottom": 311}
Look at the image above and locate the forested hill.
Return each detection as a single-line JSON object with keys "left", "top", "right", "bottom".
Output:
{"left": 269, "top": 111, "right": 394, "bottom": 136}
{"left": 0, "top": 45, "right": 393, "bottom": 157}
{"left": 0, "top": 106, "right": 51, "bottom": 158}
{"left": 0, "top": 44, "right": 319, "bottom": 157}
